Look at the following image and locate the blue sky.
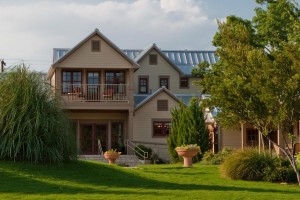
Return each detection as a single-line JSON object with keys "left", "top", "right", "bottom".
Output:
{"left": 0, "top": 0, "right": 258, "bottom": 72}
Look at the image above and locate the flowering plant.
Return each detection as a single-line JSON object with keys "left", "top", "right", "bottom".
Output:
{"left": 104, "top": 149, "right": 122, "bottom": 155}
{"left": 175, "top": 144, "right": 200, "bottom": 152}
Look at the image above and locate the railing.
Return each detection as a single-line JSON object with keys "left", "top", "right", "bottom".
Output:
{"left": 126, "top": 140, "right": 169, "bottom": 161}
{"left": 126, "top": 140, "right": 148, "bottom": 161}
{"left": 61, "top": 84, "right": 128, "bottom": 102}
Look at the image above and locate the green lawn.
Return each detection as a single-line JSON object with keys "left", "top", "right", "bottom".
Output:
{"left": 0, "top": 160, "right": 299, "bottom": 200}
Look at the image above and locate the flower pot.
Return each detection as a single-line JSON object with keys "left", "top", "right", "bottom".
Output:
{"left": 103, "top": 152, "right": 120, "bottom": 164}
{"left": 176, "top": 149, "right": 199, "bottom": 167}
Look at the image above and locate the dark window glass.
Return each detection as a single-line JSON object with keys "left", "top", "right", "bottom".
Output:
{"left": 153, "top": 121, "right": 171, "bottom": 137}
{"left": 159, "top": 77, "right": 169, "bottom": 89}
{"left": 139, "top": 77, "right": 148, "bottom": 94}
{"left": 62, "top": 71, "right": 82, "bottom": 94}
{"left": 180, "top": 77, "right": 189, "bottom": 88}
{"left": 246, "top": 128, "right": 259, "bottom": 146}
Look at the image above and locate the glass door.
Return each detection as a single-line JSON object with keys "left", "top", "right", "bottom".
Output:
{"left": 80, "top": 124, "right": 107, "bottom": 155}
{"left": 87, "top": 72, "right": 100, "bottom": 100}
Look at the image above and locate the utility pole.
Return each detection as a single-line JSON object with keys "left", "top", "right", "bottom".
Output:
{"left": 0, "top": 59, "right": 6, "bottom": 73}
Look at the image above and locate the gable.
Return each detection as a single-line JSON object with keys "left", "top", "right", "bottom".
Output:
{"left": 59, "top": 35, "right": 134, "bottom": 69}
{"left": 138, "top": 49, "right": 180, "bottom": 75}
{"left": 134, "top": 91, "right": 179, "bottom": 115}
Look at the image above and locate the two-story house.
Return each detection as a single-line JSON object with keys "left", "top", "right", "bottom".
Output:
{"left": 47, "top": 29, "right": 218, "bottom": 160}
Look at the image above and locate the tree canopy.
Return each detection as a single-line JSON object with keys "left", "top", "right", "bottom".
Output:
{"left": 193, "top": 0, "right": 300, "bottom": 185}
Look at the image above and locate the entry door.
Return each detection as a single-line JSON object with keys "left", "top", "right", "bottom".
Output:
{"left": 80, "top": 124, "right": 107, "bottom": 155}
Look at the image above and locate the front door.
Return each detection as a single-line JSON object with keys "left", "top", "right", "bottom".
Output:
{"left": 80, "top": 124, "right": 107, "bottom": 155}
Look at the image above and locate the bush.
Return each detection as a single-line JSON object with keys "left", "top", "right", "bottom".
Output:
{"left": 135, "top": 145, "right": 152, "bottom": 160}
{"left": 0, "top": 66, "right": 77, "bottom": 164}
{"left": 167, "top": 98, "right": 209, "bottom": 163}
{"left": 221, "top": 148, "right": 297, "bottom": 183}
{"left": 150, "top": 153, "right": 166, "bottom": 164}
{"left": 201, "top": 148, "right": 235, "bottom": 165}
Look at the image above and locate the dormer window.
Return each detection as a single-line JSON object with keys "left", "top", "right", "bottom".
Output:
{"left": 91, "top": 40, "right": 101, "bottom": 52}
{"left": 149, "top": 54, "right": 157, "bottom": 65}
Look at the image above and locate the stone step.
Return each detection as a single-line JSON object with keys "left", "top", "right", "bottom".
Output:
{"left": 79, "top": 154, "right": 145, "bottom": 167}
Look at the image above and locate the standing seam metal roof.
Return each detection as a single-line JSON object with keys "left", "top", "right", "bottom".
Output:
{"left": 53, "top": 47, "right": 218, "bottom": 75}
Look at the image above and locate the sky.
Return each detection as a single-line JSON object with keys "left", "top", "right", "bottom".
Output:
{"left": 0, "top": 0, "right": 258, "bottom": 72}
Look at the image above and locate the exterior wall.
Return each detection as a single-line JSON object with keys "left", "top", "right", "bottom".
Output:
{"left": 220, "top": 127, "right": 242, "bottom": 149}
{"left": 133, "top": 92, "right": 179, "bottom": 160}
{"left": 134, "top": 49, "right": 200, "bottom": 95}
{"left": 59, "top": 35, "right": 133, "bottom": 69}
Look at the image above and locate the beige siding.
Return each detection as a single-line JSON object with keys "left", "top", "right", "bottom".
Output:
{"left": 68, "top": 111, "right": 127, "bottom": 120}
{"left": 133, "top": 92, "right": 179, "bottom": 159}
{"left": 50, "top": 73, "right": 55, "bottom": 88}
{"left": 59, "top": 35, "right": 133, "bottom": 69}
{"left": 220, "top": 127, "right": 242, "bottom": 149}
{"left": 134, "top": 49, "right": 200, "bottom": 94}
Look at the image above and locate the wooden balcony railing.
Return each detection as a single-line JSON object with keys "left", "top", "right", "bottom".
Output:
{"left": 61, "top": 84, "right": 128, "bottom": 102}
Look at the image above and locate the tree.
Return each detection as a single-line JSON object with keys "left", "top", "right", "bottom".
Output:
{"left": 193, "top": 0, "right": 300, "bottom": 185}
{"left": 0, "top": 66, "right": 77, "bottom": 164}
{"left": 167, "top": 98, "right": 209, "bottom": 163}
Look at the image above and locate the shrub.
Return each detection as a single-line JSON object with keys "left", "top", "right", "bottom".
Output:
{"left": 151, "top": 153, "right": 166, "bottom": 164}
{"left": 0, "top": 66, "right": 77, "bottom": 164}
{"left": 135, "top": 145, "right": 152, "bottom": 160}
{"left": 201, "top": 147, "right": 235, "bottom": 165}
{"left": 167, "top": 98, "right": 209, "bottom": 163}
{"left": 221, "top": 148, "right": 297, "bottom": 183}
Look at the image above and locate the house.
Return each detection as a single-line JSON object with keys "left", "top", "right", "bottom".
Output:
{"left": 47, "top": 29, "right": 218, "bottom": 160}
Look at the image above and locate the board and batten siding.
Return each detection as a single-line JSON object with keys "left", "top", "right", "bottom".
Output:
{"left": 134, "top": 49, "right": 200, "bottom": 94}
{"left": 59, "top": 35, "right": 133, "bottom": 69}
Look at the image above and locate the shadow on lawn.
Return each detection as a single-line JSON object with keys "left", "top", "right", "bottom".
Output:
{"left": 0, "top": 160, "right": 299, "bottom": 196}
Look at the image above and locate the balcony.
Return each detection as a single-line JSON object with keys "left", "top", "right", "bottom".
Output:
{"left": 61, "top": 84, "right": 129, "bottom": 102}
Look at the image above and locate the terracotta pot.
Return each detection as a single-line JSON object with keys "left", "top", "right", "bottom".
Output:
{"left": 176, "top": 149, "right": 199, "bottom": 167}
{"left": 104, "top": 152, "right": 120, "bottom": 164}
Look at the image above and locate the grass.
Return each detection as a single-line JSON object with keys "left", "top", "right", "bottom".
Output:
{"left": 0, "top": 160, "right": 299, "bottom": 199}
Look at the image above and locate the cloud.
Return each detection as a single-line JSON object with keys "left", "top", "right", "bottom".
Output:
{"left": 0, "top": 0, "right": 218, "bottom": 72}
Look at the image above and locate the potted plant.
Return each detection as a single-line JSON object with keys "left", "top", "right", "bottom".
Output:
{"left": 176, "top": 144, "right": 200, "bottom": 167}
{"left": 103, "top": 149, "right": 121, "bottom": 164}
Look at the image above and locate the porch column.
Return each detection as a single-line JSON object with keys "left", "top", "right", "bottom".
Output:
{"left": 76, "top": 120, "right": 80, "bottom": 153}
{"left": 277, "top": 129, "right": 285, "bottom": 155}
{"left": 127, "top": 109, "right": 134, "bottom": 141}
{"left": 56, "top": 68, "right": 62, "bottom": 93}
{"left": 241, "top": 123, "right": 247, "bottom": 149}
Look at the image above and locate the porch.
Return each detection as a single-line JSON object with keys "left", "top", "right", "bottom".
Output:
{"left": 61, "top": 84, "right": 129, "bottom": 102}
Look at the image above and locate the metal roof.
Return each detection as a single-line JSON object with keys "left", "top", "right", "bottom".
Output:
{"left": 123, "top": 49, "right": 218, "bottom": 75}
{"left": 53, "top": 47, "right": 218, "bottom": 75}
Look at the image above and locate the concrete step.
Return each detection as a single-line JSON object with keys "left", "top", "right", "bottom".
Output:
{"left": 79, "top": 154, "right": 145, "bottom": 167}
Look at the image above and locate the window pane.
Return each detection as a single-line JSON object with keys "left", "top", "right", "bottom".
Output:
{"left": 153, "top": 121, "right": 171, "bottom": 137}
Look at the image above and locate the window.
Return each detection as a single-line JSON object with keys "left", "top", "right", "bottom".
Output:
{"left": 153, "top": 121, "right": 171, "bottom": 137}
{"left": 149, "top": 54, "right": 158, "bottom": 65}
{"left": 246, "top": 128, "right": 258, "bottom": 146}
{"left": 105, "top": 71, "right": 125, "bottom": 84}
{"left": 157, "top": 100, "right": 168, "bottom": 111}
{"left": 91, "top": 40, "right": 101, "bottom": 52}
{"left": 180, "top": 77, "right": 189, "bottom": 88}
{"left": 139, "top": 77, "right": 148, "bottom": 94}
{"left": 62, "top": 71, "right": 82, "bottom": 94}
{"left": 159, "top": 77, "right": 169, "bottom": 89}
